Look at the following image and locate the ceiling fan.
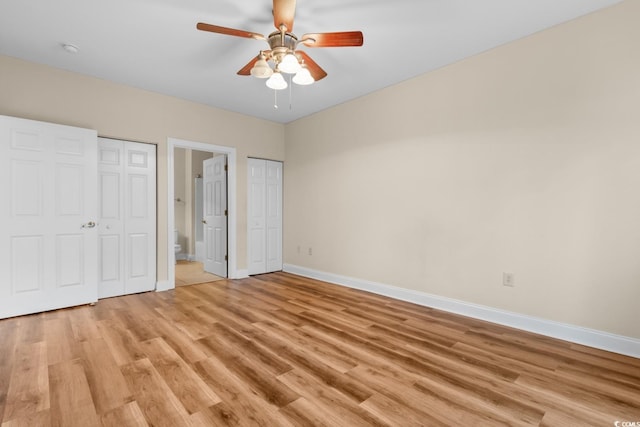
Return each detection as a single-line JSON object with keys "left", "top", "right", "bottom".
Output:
{"left": 197, "top": 0, "right": 364, "bottom": 89}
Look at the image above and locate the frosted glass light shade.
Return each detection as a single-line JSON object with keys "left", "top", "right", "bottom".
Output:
{"left": 292, "top": 67, "right": 314, "bottom": 85}
{"left": 250, "top": 58, "right": 273, "bottom": 78}
{"left": 279, "top": 53, "right": 301, "bottom": 74}
{"left": 266, "top": 72, "right": 287, "bottom": 90}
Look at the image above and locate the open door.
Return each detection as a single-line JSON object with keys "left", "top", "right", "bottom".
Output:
{"left": 203, "top": 155, "right": 227, "bottom": 277}
{"left": 0, "top": 115, "right": 98, "bottom": 318}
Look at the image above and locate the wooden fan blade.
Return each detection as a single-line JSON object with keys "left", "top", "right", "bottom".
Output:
{"left": 296, "top": 51, "right": 327, "bottom": 81}
{"left": 197, "top": 22, "right": 264, "bottom": 40}
{"left": 273, "top": 0, "right": 296, "bottom": 32}
{"left": 301, "top": 31, "right": 364, "bottom": 47}
{"left": 237, "top": 56, "right": 260, "bottom": 76}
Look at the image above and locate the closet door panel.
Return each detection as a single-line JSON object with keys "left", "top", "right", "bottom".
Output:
{"left": 248, "top": 158, "right": 282, "bottom": 275}
{"left": 98, "top": 138, "right": 156, "bottom": 298}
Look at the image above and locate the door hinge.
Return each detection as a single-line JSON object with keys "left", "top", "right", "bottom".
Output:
{"left": 224, "top": 209, "right": 228, "bottom": 216}
{"left": 224, "top": 254, "right": 228, "bottom": 261}
{"left": 224, "top": 164, "right": 228, "bottom": 172}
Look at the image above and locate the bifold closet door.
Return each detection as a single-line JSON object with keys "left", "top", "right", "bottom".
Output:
{"left": 0, "top": 115, "right": 98, "bottom": 318}
{"left": 98, "top": 138, "right": 156, "bottom": 298}
{"left": 248, "top": 158, "right": 282, "bottom": 275}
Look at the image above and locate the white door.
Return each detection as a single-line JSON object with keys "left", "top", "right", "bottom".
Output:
{"left": 248, "top": 158, "right": 282, "bottom": 275}
{"left": 0, "top": 115, "right": 98, "bottom": 318}
{"left": 98, "top": 138, "right": 156, "bottom": 298}
{"left": 203, "top": 155, "right": 227, "bottom": 277}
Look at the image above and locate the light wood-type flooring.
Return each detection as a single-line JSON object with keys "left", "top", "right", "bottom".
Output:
{"left": 0, "top": 272, "right": 639, "bottom": 426}
{"left": 175, "top": 260, "right": 225, "bottom": 287}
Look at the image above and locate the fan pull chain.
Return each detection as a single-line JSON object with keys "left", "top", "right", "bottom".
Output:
{"left": 274, "top": 90, "right": 278, "bottom": 109}
{"left": 289, "top": 74, "right": 293, "bottom": 110}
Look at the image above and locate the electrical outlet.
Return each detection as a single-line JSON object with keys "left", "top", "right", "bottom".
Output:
{"left": 503, "top": 272, "right": 515, "bottom": 287}
{"left": 308, "top": 247, "right": 312, "bottom": 256}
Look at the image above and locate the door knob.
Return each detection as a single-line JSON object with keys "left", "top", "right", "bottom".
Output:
{"left": 81, "top": 221, "right": 96, "bottom": 229}
{"left": 202, "top": 219, "right": 207, "bottom": 224}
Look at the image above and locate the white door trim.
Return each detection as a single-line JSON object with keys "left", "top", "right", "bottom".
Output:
{"left": 167, "top": 138, "right": 238, "bottom": 289}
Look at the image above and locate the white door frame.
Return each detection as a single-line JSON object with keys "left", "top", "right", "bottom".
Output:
{"left": 167, "top": 138, "right": 238, "bottom": 288}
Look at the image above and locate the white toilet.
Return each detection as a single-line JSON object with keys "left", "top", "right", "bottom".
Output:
{"left": 174, "top": 229, "right": 181, "bottom": 263}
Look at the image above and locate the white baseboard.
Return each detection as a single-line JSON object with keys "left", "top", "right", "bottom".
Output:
{"left": 155, "top": 280, "right": 172, "bottom": 292}
{"left": 283, "top": 264, "right": 640, "bottom": 359}
{"left": 231, "top": 269, "right": 249, "bottom": 279}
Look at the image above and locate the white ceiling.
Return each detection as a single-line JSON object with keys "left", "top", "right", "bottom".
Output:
{"left": 0, "top": 0, "right": 622, "bottom": 124}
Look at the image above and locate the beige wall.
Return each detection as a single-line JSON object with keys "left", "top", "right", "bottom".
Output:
{"left": 0, "top": 55, "right": 285, "bottom": 281}
{"left": 284, "top": 1, "right": 640, "bottom": 339}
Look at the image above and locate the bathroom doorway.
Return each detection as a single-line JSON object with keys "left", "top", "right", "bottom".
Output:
{"left": 168, "top": 137, "right": 237, "bottom": 289}
{"left": 173, "top": 148, "right": 226, "bottom": 285}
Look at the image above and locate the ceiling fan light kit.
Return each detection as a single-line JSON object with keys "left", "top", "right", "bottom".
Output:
{"left": 197, "top": 0, "right": 363, "bottom": 93}
{"left": 292, "top": 65, "right": 314, "bottom": 85}
{"left": 279, "top": 52, "right": 302, "bottom": 74}
{"left": 250, "top": 54, "right": 273, "bottom": 78}
{"left": 266, "top": 71, "right": 288, "bottom": 90}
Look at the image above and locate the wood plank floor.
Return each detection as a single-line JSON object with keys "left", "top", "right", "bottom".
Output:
{"left": 1, "top": 272, "right": 639, "bottom": 426}
{"left": 175, "top": 261, "right": 225, "bottom": 287}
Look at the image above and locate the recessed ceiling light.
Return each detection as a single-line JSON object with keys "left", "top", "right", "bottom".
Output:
{"left": 62, "top": 43, "right": 79, "bottom": 54}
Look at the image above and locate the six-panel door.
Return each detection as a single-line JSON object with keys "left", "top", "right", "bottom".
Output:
{"left": 248, "top": 158, "right": 282, "bottom": 275}
{"left": 98, "top": 137, "right": 156, "bottom": 298}
{"left": 203, "top": 155, "right": 227, "bottom": 277}
{"left": 0, "top": 115, "right": 98, "bottom": 318}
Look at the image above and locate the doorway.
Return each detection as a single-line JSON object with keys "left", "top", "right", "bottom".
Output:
{"left": 167, "top": 138, "right": 237, "bottom": 289}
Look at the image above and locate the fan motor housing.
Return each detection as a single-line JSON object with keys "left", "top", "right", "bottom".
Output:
{"left": 268, "top": 31, "right": 297, "bottom": 50}
{"left": 267, "top": 31, "right": 298, "bottom": 65}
